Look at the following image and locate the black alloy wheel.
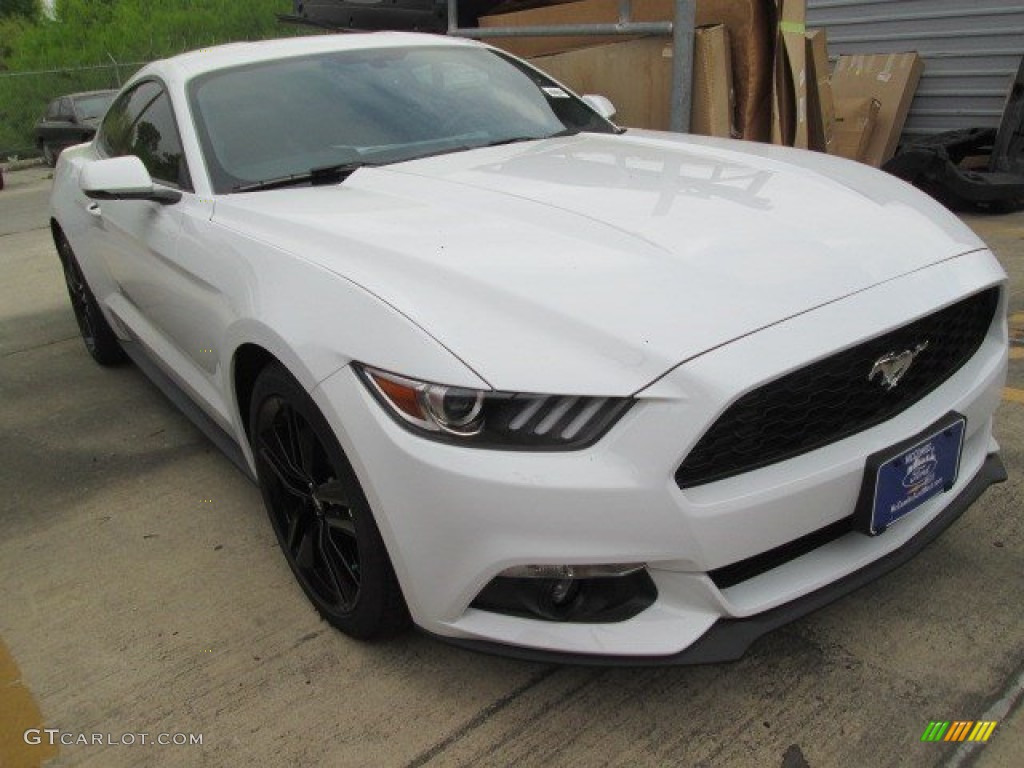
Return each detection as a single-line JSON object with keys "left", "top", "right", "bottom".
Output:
{"left": 250, "top": 364, "right": 409, "bottom": 639}
{"left": 55, "top": 232, "right": 127, "bottom": 365}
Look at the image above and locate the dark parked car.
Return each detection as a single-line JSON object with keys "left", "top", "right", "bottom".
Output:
{"left": 34, "top": 90, "right": 118, "bottom": 166}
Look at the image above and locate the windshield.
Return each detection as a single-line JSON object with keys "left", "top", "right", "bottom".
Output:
{"left": 188, "top": 45, "right": 617, "bottom": 194}
{"left": 74, "top": 92, "right": 116, "bottom": 121}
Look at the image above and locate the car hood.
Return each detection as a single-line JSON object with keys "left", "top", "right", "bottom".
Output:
{"left": 212, "top": 132, "right": 986, "bottom": 395}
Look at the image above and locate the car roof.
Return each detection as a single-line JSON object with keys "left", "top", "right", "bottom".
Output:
{"left": 139, "top": 32, "right": 482, "bottom": 86}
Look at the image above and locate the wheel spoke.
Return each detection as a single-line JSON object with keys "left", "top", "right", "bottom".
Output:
{"left": 258, "top": 439, "right": 309, "bottom": 498}
{"left": 294, "top": 415, "right": 317, "bottom": 476}
{"left": 318, "top": 523, "right": 358, "bottom": 607}
{"left": 274, "top": 408, "right": 314, "bottom": 480}
{"left": 294, "top": 518, "right": 317, "bottom": 569}
{"left": 58, "top": 253, "right": 97, "bottom": 343}
{"left": 257, "top": 406, "right": 314, "bottom": 499}
{"left": 285, "top": 508, "right": 314, "bottom": 556}
{"left": 315, "top": 479, "right": 350, "bottom": 508}
{"left": 281, "top": 406, "right": 314, "bottom": 477}
{"left": 324, "top": 510, "right": 356, "bottom": 538}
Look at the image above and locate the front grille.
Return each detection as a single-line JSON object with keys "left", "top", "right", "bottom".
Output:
{"left": 676, "top": 287, "right": 1000, "bottom": 488}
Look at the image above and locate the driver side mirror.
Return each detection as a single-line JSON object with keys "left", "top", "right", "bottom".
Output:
{"left": 582, "top": 94, "right": 617, "bottom": 121}
{"left": 80, "top": 156, "right": 182, "bottom": 204}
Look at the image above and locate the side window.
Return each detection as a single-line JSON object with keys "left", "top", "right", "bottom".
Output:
{"left": 45, "top": 99, "right": 61, "bottom": 120}
{"left": 97, "top": 81, "right": 160, "bottom": 157}
{"left": 130, "top": 93, "right": 188, "bottom": 188}
{"left": 58, "top": 97, "right": 73, "bottom": 120}
{"left": 97, "top": 81, "right": 190, "bottom": 189}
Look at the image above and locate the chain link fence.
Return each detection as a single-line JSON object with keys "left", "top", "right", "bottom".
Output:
{"left": 0, "top": 61, "right": 149, "bottom": 160}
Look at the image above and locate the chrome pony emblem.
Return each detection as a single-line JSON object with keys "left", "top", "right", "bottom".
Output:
{"left": 869, "top": 341, "right": 929, "bottom": 390}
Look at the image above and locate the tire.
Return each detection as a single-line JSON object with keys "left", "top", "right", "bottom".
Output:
{"left": 54, "top": 231, "right": 127, "bottom": 366}
{"left": 249, "top": 363, "right": 410, "bottom": 639}
{"left": 42, "top": 142, "right": 58, "bottom": 167}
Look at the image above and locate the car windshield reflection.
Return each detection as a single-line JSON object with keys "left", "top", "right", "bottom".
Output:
{"left": 188, "top": 46, "right": 615, "bottom": 194}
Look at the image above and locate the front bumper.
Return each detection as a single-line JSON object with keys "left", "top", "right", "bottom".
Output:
{"left": 311, "top": 250, "right": 1008, "bottom": 660}
{"left": 425, "top": 453, "right": 1007, "bottom": 665}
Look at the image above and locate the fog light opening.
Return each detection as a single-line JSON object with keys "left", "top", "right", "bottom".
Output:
{"left": 471, "top": 566, "right": 657, "bottom": 624}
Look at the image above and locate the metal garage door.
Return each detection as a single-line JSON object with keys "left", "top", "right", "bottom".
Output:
{"left": 806, "top": 0, "right": 1024, "bottom": 139}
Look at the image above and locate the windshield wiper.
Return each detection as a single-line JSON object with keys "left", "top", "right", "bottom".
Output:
{"left": 474, "top": 131, "right": 579, "bottom": 149}
{"left": 232, "top": 161, "right": 373, "bottom": 193}
{"left": 480, "top": 135, "right": 544, "bottom": 148}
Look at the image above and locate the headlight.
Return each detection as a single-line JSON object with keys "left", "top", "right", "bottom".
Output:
{"left": 357, "top": 365, "right": 632, "bottom": 449}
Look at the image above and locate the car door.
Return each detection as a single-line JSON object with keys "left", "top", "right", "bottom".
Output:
{"left": 87, "top": 79, "right": 230, "bottom": 429}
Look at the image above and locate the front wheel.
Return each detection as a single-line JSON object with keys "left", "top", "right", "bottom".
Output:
{"left": 55, "top": 232, "right": 127, "bottom": 365}
{"left": 249, "top": 363, "right": 410, "bottom": 639}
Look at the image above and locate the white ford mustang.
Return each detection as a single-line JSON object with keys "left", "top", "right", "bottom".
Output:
{"left": 50, "top": 32, "right": 1009, "bottom": 663}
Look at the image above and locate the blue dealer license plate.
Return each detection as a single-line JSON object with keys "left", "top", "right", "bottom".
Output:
{"left": 856, "top": 413, "right": 966, "bottom": 536}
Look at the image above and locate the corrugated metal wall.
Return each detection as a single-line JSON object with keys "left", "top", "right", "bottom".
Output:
{"left": 806, "top": 0, "right": 1024, "bottom": 139}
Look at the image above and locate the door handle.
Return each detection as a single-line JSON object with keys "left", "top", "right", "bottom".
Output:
{"left": 86, "top": 202, "right": 102, "bottom": 218}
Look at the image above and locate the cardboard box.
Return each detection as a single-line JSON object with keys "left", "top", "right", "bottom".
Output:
{"left": 771, "top": 0, "right": 808, "bottom": 149}
{"left": 805, "top": 29, "right": 835, "bottom": 153}
{"left": 831, "top": 52, "right": 924, "bottom": 167}
{"left": 691, "top": 24, "right": 735, "bottom": 137}
{"left": 528, "top": 26, "right": 734, "bottom": 137}
{"left": 832, "top": 96, "right": 880, "bottom": 162}
{"left": 480, "top": 0, "right": 772, "bottom": 141}
{"left": 530, "top": 39, "right": 673, "bottom": 130}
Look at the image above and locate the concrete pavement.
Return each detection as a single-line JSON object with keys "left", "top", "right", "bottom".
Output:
{"left": 1, "top": 167, "right": 1021, "bottom": 767}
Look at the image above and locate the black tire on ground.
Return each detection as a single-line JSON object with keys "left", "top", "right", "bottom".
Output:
{"left": 249, "top": 363, "right": 410, "bottom": 640}
{"left": 42, "top": 142, "right": 58, "bottom": 167}
{"left": 54, "top": 230, "right": 128, "bottom": 366}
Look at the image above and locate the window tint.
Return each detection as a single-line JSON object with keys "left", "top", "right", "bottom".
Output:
{"left": 97, "top": 81, "right": 189, "bottom": 188}
{"left": 98, "top": 81, "right": 160, "bottom": 156}
{"left": 130, "top": 92, "right": 188, "bottom": 187}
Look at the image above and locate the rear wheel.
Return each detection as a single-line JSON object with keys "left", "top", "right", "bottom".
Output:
{"left": 249, "top": 363, "right": 409, "bottom": 639}
{"left": 55, "top": 232, "right": 127, "bottom": 365}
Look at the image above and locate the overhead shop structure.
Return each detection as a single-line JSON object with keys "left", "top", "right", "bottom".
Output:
{"left": 807, "top": 0, "right": 1024, "bottom": 139}
{"left": 446, "top": 0, "right": 697, "bottom": 131}
{"left": 287, "top": 1, "right": 699, "bottom": 132}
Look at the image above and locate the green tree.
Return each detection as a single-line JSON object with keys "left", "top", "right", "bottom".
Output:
{"left": 0, "top": 0, "right": 302, "bottom": 155}
{"left": 0, "top": 0, "right": 37, "bottom": 21}
{"left": 55, "top": 0, "right": 117, "bottom": 28}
